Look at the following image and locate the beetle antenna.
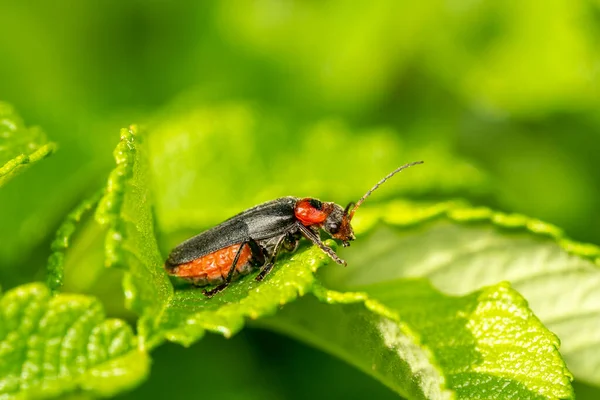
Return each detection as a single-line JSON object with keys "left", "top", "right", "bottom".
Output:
{"left": 348, "top": 161, "right": 424, "bottom": 220}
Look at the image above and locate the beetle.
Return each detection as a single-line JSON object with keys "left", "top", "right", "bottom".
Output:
{"left": 165, "top": 161, "right": 423, "bottom": 297}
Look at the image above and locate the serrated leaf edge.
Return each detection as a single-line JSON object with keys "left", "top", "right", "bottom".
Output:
{"left": 357, "top": 200, "right": 600, "bottom": 267}
{"left": 46, "top": 190, "right": 104, "bottom": 292}
{"left": 163, "top": 247, "right": 331, "bottom": 346}
{"left": 0, "top": 143, "right": 57, "bottom": 185}
{"left": 94, "top": 126, "right": 137, "bottom": 269}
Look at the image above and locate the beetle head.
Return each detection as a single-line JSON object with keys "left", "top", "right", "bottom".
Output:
{"left": 323, "top": 203, "right": 355, "bottom": 247}
{"left": 294, "top": 199, "right": 355, "bottom": 246}
{"left": 295, "top": 161, "right": 423, "bottom": 247}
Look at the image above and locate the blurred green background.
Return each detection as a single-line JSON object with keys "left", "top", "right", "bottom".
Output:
{"left": 1, "top": 1, "right": 598, "bottom": 398}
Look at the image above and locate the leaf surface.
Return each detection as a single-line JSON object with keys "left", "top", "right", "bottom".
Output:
{"left": 324, "top": 200, "right": 600, "bottom": 387}
{"left": 0, "top": 102, "right": 56, "bottom": 187}
{"left": 0, "top": 283, "right": 149, "bottom": 399}
{"left": 46, "top": 191, "right": 103, "bottom": 293}
{"left": 93, "top": 118, "right": 575, "bottom": 399}
{"left": 262, "top": 281, "right": 573, "bottom": 399}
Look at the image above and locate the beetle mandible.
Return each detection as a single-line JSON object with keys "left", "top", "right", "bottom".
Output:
{"left": 165, "top": 161, "right": 424, "bottom": 297}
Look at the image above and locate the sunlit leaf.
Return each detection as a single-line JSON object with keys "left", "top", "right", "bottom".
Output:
{"left": 94, "top": 126, "right": 172, "bottom": 347}
{"left": 95, "top": 120, "right": 574, "bottom": 398}
{"left": 325, "top": 200, "right": 600, "bottom": 387}
{"left": 47, "top": 191, "right": 103, "bottom": 293}
{"left": 263, "top": 281, "right": 573, "bottom": 399}
{"left": 0, "top": 102, "right": 55, "bottom": 187}
{"left": 0, "top": 283, "right": 149, "bottom": 399}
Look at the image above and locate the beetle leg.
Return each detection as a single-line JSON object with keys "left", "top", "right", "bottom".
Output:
{"left": 255, "top": 262, "right": 274, "bottom": 282}
{"left": 255, "top": 234, "right": 287, "bottom": 282}
{"left": 247, "top": 238, "right": 266, "bottom": 267}
{"left": 296, "top": 222, "right": 347, "bottom": 266}
{"left": 203, "top": 240, "right": 250, "bottom": 298}
{"left": 282, "top": 231, "right": 301, "bottom": 253}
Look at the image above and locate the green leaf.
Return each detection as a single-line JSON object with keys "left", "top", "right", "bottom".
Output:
{"left": 324, "top": 200, "right": 600, "bottom": 387}
{"left": 93, "top": 110, "right": 486, "bottom": 348}
{"left": 89, "top": 123, "right": 380, "bottom": 351}
{"left": 94, "top": 126, "right": 336, "bottom": 350}
{"left": 93, "top": 119, "right": 574, "bottom": 399}
{"left": 366, "top": 280, "right": 571, "bottom": 399}
{"left": 95, "top": 125, "right": 447, "bottom": 397}
{"left": 260, "top": 286, "right": 452, "bottom": 400}
{"left": 0, "top": 102, "right": 56, "bottom": 187}
{"left": 159, "top": 244, "right": 331, "bottom": 345}
{"left": 262, "top": 281, "right": 573, "bottom": 400}
{"left": 0, "top": 283, "right": 149, "bottom": 399}
{"left": 95, "top": 125, "right": 333, "bottom": 346}
{"left": 92, "top": 126, "right": 438, "bottom": 397}
{"left": 94, "top": 126, "right": 173, "bottom": 347}
{"left": 47, "top": 190, "right": 103, "bottom": 293}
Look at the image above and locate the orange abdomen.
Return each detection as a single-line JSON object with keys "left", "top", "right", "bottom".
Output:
{"left": 169, "top": 243, "right": 254, "bottom": 286}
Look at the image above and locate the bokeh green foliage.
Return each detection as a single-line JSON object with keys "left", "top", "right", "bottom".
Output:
{"left": 0, "top": 103, "right": 55, "bottom": 187}
{"left": 1, "top": 0, "right": 599, "bottom": 399}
